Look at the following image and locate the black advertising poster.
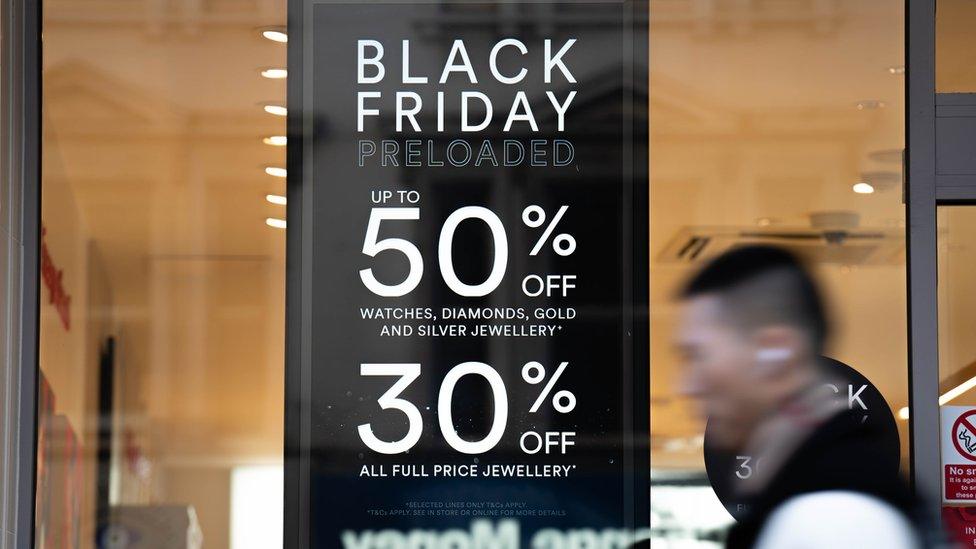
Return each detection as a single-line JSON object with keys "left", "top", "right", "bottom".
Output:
{"left": 285, "top": 2, "right": 649, "bottom": 547}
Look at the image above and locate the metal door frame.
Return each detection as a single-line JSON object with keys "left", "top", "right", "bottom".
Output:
{"left": 1, "top": 0, "right": 41, "bottom": 547}
{"left": 906, "top": 0, "right": 976, "bottom": 524}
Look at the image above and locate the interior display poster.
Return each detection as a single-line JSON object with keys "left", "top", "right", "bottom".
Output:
{"left": 285, "top": 2, "right": 649, "bottom": 547}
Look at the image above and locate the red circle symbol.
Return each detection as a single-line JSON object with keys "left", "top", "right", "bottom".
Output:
{"left": 952, "top": 410, "right": 976, "bottom": 463}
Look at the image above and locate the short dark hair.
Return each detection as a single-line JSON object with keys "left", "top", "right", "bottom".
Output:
{"left": 679, "top": 245, "right": 829, "bottom": 353}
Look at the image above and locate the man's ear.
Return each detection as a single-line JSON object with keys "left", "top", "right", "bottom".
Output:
{"left": 752, "top": 326, "right": 803, "bottom": 379}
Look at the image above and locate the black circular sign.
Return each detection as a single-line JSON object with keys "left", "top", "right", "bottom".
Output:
{"left": 702, "top": 356, "right": 900, "bottom": 520}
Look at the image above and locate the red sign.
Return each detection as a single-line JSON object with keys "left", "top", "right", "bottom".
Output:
{"left": 952, "top": 410, "right": 976, "bottom": 461}
{"left": 39, "top": 225, "right": 71, "bottom": 331}
{"left": 945, "top": 465, "right": 976, "bottom": 501}
{"left": 944, "top": 507, "right": 976, "bottom": 546}
{"left": 953, "top": 411, "right": 976, "bottom": 463}
{"left": 946, "top": 410, "right": 976, "bottom": 500}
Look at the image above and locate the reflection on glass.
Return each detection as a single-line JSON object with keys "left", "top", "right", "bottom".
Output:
{"left": 36, "top": 1, "right": 287, "bottom": 547}
{"left": 649, "top": 0, "right": 906, "bottom": 544}
{"left": 31, "top": 0, "right": 913, "bottom": 546}
{"left": 937, "top": 207, "right": 976, "bottom": 408}
{"left": 936, "top": 208, "right": 976, "bottom": 538}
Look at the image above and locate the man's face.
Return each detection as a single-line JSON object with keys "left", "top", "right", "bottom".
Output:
{"left": 675, "top": 294, "right": 765, "bottom": 451}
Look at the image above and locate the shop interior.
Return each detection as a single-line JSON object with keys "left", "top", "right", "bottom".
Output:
{"left": 648, "top": 1, "right": 907, "bottom": 543}
{"left": 38, "top": 0, "right": 287, "bottom": 547}
{"left": 31, "top": 0, "right": 976, "bottom": 547}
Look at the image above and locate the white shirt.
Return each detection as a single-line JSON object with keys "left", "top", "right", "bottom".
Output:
{"left": 754, "top": 491, "right": 920, "bottom": 549}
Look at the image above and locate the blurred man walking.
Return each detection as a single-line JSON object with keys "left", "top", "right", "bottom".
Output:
{"left": 675, "top": 245, "right": 928, "bottom": 548}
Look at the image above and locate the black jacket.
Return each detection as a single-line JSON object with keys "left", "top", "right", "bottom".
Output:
{"left": 725, "top": 407, "right": 919, "bottom": 548}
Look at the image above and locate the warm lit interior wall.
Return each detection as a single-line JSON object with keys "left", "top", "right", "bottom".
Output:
{"left": 649, "top": 130, "right": 909, "bottom": 469}
{"left": 937, "top": 208, "right": 976, "bottom": 398}
{"left": 40, "top": 119, "right": 117, "bottom": 548}
{"left": 648, "top": 2, "right": 907, "bottom": 469}
{"left": 42, "top": 16, "right": 287, "bottom": 471}
{"left": 41, "top": 3, "right": 287, "bottom": 547}
{"left": 936, "top": 0, "right": 976, "bottom": 92}
{"left": 39, "top": 121, "right": 92, "bottom": 464}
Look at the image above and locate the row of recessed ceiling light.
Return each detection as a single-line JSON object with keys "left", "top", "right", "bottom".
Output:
{"left": 259, "top": 27, "right": 289, "bottom": 230}
{"left": 254, "top": 58, "right": 902, "bottom": 223}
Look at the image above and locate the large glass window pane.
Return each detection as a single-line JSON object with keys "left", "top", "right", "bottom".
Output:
{"left": 936, "top": 207, "right": 976, "bottom": 541}
{"left": 32, "top": 1, "right": 914, "bottom": 546}
{"left": 36, "top": 2, "right": 286, "bottom": 547}
{"left": 649, "top": 1, "right": 907, "bottom": 544}
{"left": 937, "top": 208, "right": 976, "bottom": 399}
{"left": 937, "top": 211, "right": 976, "bottom": 422}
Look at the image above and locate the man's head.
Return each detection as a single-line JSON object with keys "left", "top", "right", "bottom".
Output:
{"left": 675, "top": 245, "right": 828, "bottom": 451}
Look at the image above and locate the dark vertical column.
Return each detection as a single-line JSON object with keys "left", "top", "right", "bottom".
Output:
{"left": 628, "top": 0, "right": 650, "bottom": 531}
{"left": 94, "top": 338, "right": 115, "bottom": 541}
{"left": 15, "top": 0, "right": 41, "bottom": 543}
{"left": 906, "top": 0, "right": 941, "bottom": 523}
{"left": 0, "top": 0, "right": 17, "bottom": 540}
{"left": 283, "top": 0, "right": 306, "bottom": 545}
{"left": 0, "top": 0, "right": 41, "bottom": 545}
{"left": 0, "top": 0, "right": 41, "bottom": 546}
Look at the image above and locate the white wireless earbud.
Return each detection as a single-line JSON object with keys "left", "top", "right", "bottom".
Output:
{"left": 756, "top": 348, "right": 793, "bottom": 362}
{"left": 755, "top": 347, "right": 793, "bottom": 377}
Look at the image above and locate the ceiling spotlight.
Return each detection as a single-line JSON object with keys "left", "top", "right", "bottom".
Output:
{"left": 266, "top": 194, "right": 287, "bottom": 205}
{"left": 263, "top": 135, "right": 287, "bottom": 146}
{"left": 262, "top": 104, "right": 287, "bottom": 117}
{"left": 266, "top": 217, "right": 287, "bottom": 229}
{"left": 887, "top": 65, "right": 905, "bottom": 75}
{"left": 260, "top": 27, "right": 288, "bottom": 43}
{"left": 898, "top": 407, "right": 909, "bottom": 420}
{"left": 265, "top": 166, "right": 287, "bottom": 178}
{"left": 852, "top": 182, "right": 875, "bottom": 194}
{"left": 260, "top": 68, "right": 288, "bottom": 79}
